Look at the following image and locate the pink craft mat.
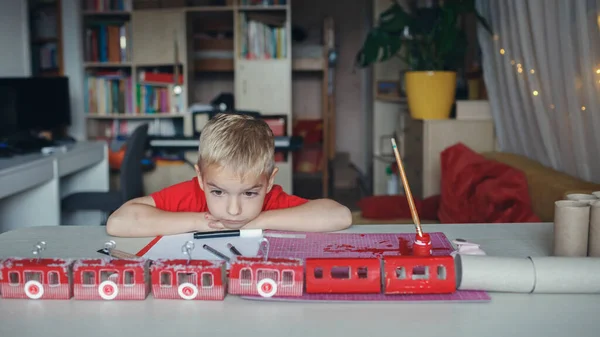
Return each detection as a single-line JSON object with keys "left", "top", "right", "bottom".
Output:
{"left": 242, "top": 231, "right": 491, "bottom": 302}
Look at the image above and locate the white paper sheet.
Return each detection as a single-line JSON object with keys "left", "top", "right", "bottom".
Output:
{"left": 141, "top": 233, "right": 264, "bottom": 266}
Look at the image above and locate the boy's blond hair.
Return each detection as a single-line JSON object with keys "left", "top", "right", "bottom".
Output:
{"left": 198, "top": 113, "right": 275, "bottom": 179}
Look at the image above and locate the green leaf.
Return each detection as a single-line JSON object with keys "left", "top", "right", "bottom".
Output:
{"left": 355, "top": 29, "right": 403, "bottom": 67}
{"left": 378, "top": 2, "right": 411, "bottom": 33}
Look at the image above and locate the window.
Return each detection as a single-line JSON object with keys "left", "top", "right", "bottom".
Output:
{"left": 177, "top": 272, "right": 197, "bottom": 286}
{"left": 124, "top": 270, "right": 134, "bottom": 286}
{"left": 357, "top": 267, "right": 368, "bottom": 279}
{"left": 257, "top": 269, "right": 278, "bottom": 283}
{"left": 330, "top": 266, "right": 350, "bottom": 279}
{"left": 82, "top": 271, "right": 95, "bottom": 286}
{"left": 395, "top": 267, "right": 406, "bottom": 279}
{"left": 160, "top": 271, "right": 172, "bottom": 287}
{"left": 411, "top": 266, "right": 429, "bottom": 280}
{"left": 201, "top": 272, "right": 213, "bottom": 288}
{"left": 100, "top": 270, "right": 118, "bottom": 282}
{"left": 24, "top": 271, "right": 42, "bottom": 283}
{"left": 240, "top": 268, "right": 252, "bottom": 286}
{"left": 48, "top": 271, "right": 60, "bottom": 286}
{"left": 437, "top": 265, "right": 447, "bottom": 280}
{"left": 313, "top": 267, "right": 323, "bottom": 279}
{"left": 281, "top": 270, "right": 294, "bottom": 287}
{"left": 9, "top": 272, "right": 19, "bottom": 285}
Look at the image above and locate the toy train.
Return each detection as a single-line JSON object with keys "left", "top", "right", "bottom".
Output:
{"left": 0, "top": 240, "right": 457, "bottom": 301}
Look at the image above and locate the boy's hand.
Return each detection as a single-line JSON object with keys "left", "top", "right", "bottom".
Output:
{"left": 203, "top": 213, "right": 226, "bottom": 229}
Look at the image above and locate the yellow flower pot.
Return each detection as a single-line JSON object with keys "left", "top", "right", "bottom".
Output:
{"left": 404, "top": 71, "right": 457, "bottom": 120}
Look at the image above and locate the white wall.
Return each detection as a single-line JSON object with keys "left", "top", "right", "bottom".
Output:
{"left": 0, "top": 0, "right": 31, "bottom": 76}
{"left": 61, "top": 0, "right": 86, "bottom": 140}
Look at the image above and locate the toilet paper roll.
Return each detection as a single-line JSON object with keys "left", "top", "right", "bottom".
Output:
{"left": 530, "top": 256, "right": 600, "bottom": 293}
{"left": 553, "top": 200, "right": 590, "bottom": 257}
{"left": 455, "top": 254, "right": 535, "bottom": 293}
{"left": 565, "top": 193, "right": 598, "bottom": 204}
{"left": 588, "top": 201, "right": 600, "bottom": 257}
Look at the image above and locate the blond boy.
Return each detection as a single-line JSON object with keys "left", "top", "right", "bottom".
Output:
{"left": 106, "top": 113, "right": 352, "bottom": 237}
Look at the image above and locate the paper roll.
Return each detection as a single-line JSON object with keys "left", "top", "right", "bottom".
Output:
{"left": 530, "top": 256, "right": 600, "bottom": 293}
{"left": 553, "top": 200, "right": 589, "bottom": 256}
{"left": 589, "top": 201, "right": 600, "bottom": 257}
{"left": 565, "top": 193, "right": 598, "bottom": 204}
{"left": 455, "top": 254, "right": 535, "bottom": 293}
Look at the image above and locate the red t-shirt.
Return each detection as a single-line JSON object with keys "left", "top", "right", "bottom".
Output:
{"left": 150, "top": 177, "right": 308, "bottom": 212}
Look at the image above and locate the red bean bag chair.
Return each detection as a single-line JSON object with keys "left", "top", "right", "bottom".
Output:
{"left": 437, "top": 143, "right": 540, "bottom": 223}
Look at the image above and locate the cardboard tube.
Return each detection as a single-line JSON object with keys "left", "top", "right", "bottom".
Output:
{"left": 589, "top": 201, "right": 600, "bottom": 257}
{"left": 553, "top": 200, "right": 589, "bottom": 257}
{"left": 565, "top": 193, "right": 598, "bottom": 204}
{"left": 455, "top": 254, "right": 535, "bottom": 293}
{"left": 530, "top": 256, "right": 600, "bottom": 293}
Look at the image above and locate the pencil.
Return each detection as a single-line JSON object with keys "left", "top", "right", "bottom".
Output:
{"left": 202, "top": 244, "right": 231, "bottom": 262}
{"left": 391, "top": 137, "right": 424, "bottom": 237}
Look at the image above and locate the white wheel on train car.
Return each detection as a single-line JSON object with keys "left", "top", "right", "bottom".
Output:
{"left": 178, "top": 282, "right": 198, "bottom": 300}
{"left": 98, "top": 280, "right": 119, "bottom": 300}
{"left": 24, "top": 280, "right": 44, "bottom": 299}
{"left": 257, "top": 278, "right": 277, "bottom": 298}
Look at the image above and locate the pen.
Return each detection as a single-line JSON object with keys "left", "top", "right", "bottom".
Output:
{"left": 193, "top": 229, "right": 263, "bottom": 239}
{"left": 227, "top": 243, "right": 242, "bottom": 256}
{"left": 202, "top": 244, "right": 231, "bottom": 262}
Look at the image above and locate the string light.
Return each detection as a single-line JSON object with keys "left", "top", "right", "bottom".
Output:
{"left": 492, "top": 35, "right": 586, "bottom": 115}
{"left": 596, "top": 69, "right": 600, "bottom": 74}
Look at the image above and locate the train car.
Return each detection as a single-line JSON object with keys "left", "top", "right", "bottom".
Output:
{"left": 0, "top": 257, "right": 74, "bottom": 300}
{"left": 305, "top": 258, "right": 381, "bottom": 294}
{"left": 383, "top": 255, "right": 456, "bottom": 294}
{"left": 150, "top": 259, "right": 226, "bottom": 300}
{"left": 72, "top": 257, "right": 150, "bottom": 300}
{"left": 228, "top": 256, "right": 304, "bottom": 298}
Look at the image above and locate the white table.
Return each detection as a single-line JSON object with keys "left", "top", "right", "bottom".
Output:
{"left": 0, "top": 141, "right": 109, "bottom": 232}
{"left": 0, "top": 223, "right": 598, "bottom": 337}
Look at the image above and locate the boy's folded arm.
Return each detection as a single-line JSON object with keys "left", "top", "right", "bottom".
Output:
{"left": 106, "top": 196, "right": 214, "bottom": 237}
{"left": 244, "top": 199, "right": 352, "bottom": 232}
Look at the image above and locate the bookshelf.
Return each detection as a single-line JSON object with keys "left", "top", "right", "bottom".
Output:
{"left": 28, "top": 0, "right": 63, "bottom": 76}
{"left": 81, "top": 0, "right": 335, "bottom": 194}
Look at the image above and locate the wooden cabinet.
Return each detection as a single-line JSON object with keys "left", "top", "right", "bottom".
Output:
{"left": 235, "top": 59, "right": 291, "bottom": 117}
{"left": 396, "top": 117, "right": 496, "bottom": 199}
{"left": 131, "top": 9, "right": 186, "bottom": 66}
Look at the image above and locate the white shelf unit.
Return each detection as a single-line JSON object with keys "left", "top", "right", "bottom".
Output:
{"left": 81, "top": 0, "right": 307, "bottom": 194}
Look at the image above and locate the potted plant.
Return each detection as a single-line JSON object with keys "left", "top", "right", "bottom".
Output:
{"left": 356, "top": 0, "right": 492, "bottom": 120}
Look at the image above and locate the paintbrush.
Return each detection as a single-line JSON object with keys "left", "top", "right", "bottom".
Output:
{"left": 390, "top": 137, "right": 424, "bottom": 238}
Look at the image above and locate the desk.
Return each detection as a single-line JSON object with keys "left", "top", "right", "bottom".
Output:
{"left": 0, "top": 141, "right": 109, "bottom": 232}
{"left": 0, "top": 223, "right": 598, "bottom": 337}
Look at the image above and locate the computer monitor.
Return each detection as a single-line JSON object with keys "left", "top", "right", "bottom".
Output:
{"left": 0, "top": 76, "right": 71, "bottom": 138}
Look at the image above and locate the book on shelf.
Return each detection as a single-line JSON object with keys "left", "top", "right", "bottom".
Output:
{"left": 85, "top": 71, "right": 133, "bottom": 115}
{"left": 136, "top": 70, "right": 185, "bottom": 114}
{"left": 84, "top": 21, "right": 131, "bottom": 63}
{"left": 239, "top": 13, "right": 287, "bottom": 59}
{"left": 136, "top": 84, "right": 185, "bottom": 115}
{"left": 82, "top": 0, "right": 132, "bottom": 12}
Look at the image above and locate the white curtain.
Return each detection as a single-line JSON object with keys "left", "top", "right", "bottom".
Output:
{"left": 476, "top": 0, "right": 600, "bottom": 183}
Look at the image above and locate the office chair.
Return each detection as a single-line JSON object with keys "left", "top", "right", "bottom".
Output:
{"left": 61, "top": 123, "right": 149, "bottom": 225}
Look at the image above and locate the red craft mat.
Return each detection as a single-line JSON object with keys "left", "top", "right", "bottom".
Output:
{"left": 242, "top": 231, "right": 491, "bottom": 302}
